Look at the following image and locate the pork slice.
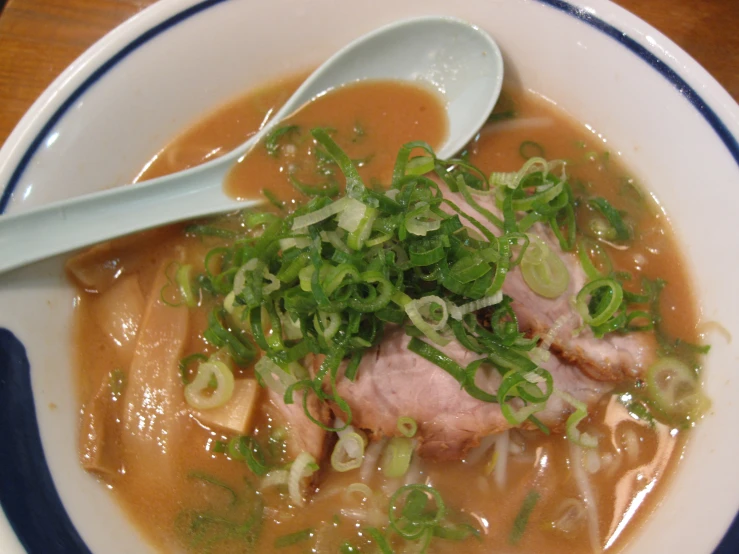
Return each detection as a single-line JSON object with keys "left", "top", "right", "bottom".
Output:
{"left": 335, "top": 329, "right": 611, "bottom": 461}
{"left": 436, "top": 179, "right": 655, "bottom": 381}
{"left": 502, "top": 225, "right": 656, "bottom": 381}
{"left": 266, "top": 388, "right": 333, "bottom": 463}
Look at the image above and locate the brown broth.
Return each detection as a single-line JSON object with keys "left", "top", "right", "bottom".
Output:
{"left": 71, "top": 76, "right": 699, "bottom": 554}
{"left": 134, "top": 73, "right": 306, "bottom": 183}
{"left": 225, "top": 79, "right": 448, "bottom": 206}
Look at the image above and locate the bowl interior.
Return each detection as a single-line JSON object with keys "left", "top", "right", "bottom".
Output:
{"left": 0, "top": 0, "right": 738, "bottom": 552}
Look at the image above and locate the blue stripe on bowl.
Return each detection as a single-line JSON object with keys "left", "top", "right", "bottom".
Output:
{"left": 0, "top": 329, "right": 91, "bottom": 553}
{"left": 538, "top": 0, "right": 739, "bottom": 165}
{"left": 0, "top": 0, "right": 737, "bottom": 552}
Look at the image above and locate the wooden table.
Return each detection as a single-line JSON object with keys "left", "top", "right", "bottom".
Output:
{"left": 0, "top": 0, "right": 737, "bottom": 147}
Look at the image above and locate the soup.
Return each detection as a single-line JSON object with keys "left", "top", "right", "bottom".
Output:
{"left": 69, "top": 73, "right": 707, "bottom": 553}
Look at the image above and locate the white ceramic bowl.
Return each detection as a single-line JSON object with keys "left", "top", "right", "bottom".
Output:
{"left": 0, "top": 0, "right": 737, "bottom": 552}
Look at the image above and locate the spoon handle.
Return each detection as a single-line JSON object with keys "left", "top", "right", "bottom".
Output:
{"left": 0, "top": 163, "right": 261, "bottom": 274}
{"left": 0, "top": 17, "right": 502, "bottom": 274}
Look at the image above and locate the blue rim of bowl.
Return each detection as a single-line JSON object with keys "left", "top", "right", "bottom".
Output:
{"left": 0, "top": 0, "right": 737, "bottom": 552}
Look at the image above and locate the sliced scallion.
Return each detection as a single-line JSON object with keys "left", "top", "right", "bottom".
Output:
{"left": 397, "top": 416, "right": 418, "bottom": 438}
{"left": 228, "top": 435, "right": 270, "bottom": 475}
{"left": 519, "top": 140, "right": 545, "bottom": 160}
{"left": 381, "top": 437, "right": 414, "bottom": 478}
{"left": 587, "top": 197, "right": 632, "bottom": 241}
{"left": 288, "top": 451, "right": 317, "bottom": 507}
{"left": 184, "top": 360, "right": 234, "bottom": 410}
{"left": 576, "top": 278, "right": 624, "bottom": 328}
{"left": 555, "top": 389, "right": 597, "bottom": 448}
{"left": 509, "top": 490, "right": 540, "bottom": 544}
{"left": 331, "top": 431, "right": 365, "bottom": 472}
{"left": 389, "top": 484, "right": 446, "bottom": 540}
{"left": 520, "top": 235, "right": 570, "bottom": 299}
{"left": 265, "top": 124, "right": 299, "bottom": 157}
{"left": 274, "top": 528, "right": 314, "bottom": 548}
{"left": 646, "top": 357, "right": 709, "bottom": 421}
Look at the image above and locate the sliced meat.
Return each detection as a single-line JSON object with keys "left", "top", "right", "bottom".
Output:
{"left": 266, "top": 388, "right": 335, "bottom": 491}
{"left": 436, "top": 179, "right": 655, "bottom": 381}
{"left": 502, "top": 226, "right": 656, "bottom": 381}
{"left": 266, "top": 388, "right": 333, "bottom": 463}
{"left": 334, "top": 329, "right": 611, "bottom": 461}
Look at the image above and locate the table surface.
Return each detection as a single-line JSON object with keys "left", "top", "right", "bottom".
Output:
{"left": 0, "top": 0, "right": 737, "bottom": 147}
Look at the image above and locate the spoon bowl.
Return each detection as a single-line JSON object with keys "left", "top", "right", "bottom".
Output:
{"left": 0, "top": 15, "right": 502, "bottom": 274}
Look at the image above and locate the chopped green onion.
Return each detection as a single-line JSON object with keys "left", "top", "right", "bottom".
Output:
{"left": 509, "top": 179, "right": 563, "bottom": 212}
{"left": 288, "top": 451, "right": 317, "bottom": 507}
{"left": 311, "top": 128, "right": 367, "bottom": 199}
{"left": 520, "top": 235, "right": 570, "bottom": 298}
{"left": 497, "top": 369, "right": 552, "bottom": 425}
{"left": 228, "top": 436, "right": 270, "bottom": 475}
{"left": 433, "top": 521, "right": 480, "bottom": 541}
{"left": 397, "top": 417, "right": 417, "bottom": 438}
{"left": 404, "top": 155, "right": 435, "bottom": 176}
{"left": 178, "top": 352, "right": 208, "bottom": 384}
{"left": 555, "top": 389, "right": 597, "bottom": 448}
{"left": 577, "top": 238, "right": 612, "bottom": 280}
{"left": 289, "top": 173, "right": 339, "bottom": 197}
{"left": 408, "top": 337, "right": 506, "bottom": 403}
{"left": 491, "top": 157, "right": 560, "bottom": 190}
{"left": 292, "top": 197, "right": 353, "bottom": 230}
{"left": 587, "top": 197, "right": 632, "bottom": 241}
{"left": 405, "top": 204, "right": 442, "bottom": 236}
{"left": 265, "top": 124, "right": 299, "bottom": 157}
{"left": 254, "top": 356, "right": 298, "bottom": 395}
{"left": 187, "top": 471, "right": 238, "bottom": 506}
{"left": 175, "top": 479, "right": 263, "bottom": 548}
{"left": 274, "top": 528, "right": 314, "bottom": 548}
{"left": 365, "top": 527, "right": 394, "bottom": 554}
{"left": 447, "top": 292, "right": 504, "bottom": 321}
{"left": 175, "top": 264, "right": 197, "bottom": 307}
{"left": 519, "top": 140, "right": 545, "bottom": 160}
{"left": 262, "top": 188, "right": 284, "bottom": 210}
{"left": 646, "top": 357, "right": 709, "bottom": 422}
{"left": 404, "top": 296, "right": 449, "bottom": 345}
{"left": 261, "top": 468, "right": 289, "bottom": 489}
{"left": 381, "top": 437, "right": 414, "bottom": 478}
{"left": 320, "top": 230, "right": 350, "bottom": 253}
{"left": 345, "top": 482, "right": 373, "bottom": 501}
{"left": 337, "top": 198, "right": 368, "bottom": 232}
{"left": 509, "top": 490, "right": 540, "bottom": 544}
{"left": 389, "top": 484, "right": 446, "bottom": 540}
{"left": 331, "top": 432, "right": 365, "bottom": 472}
{"left": 576, "top": 278, "right": 624, "bottom": 328}
{"left": 456, "top": 176, "right": 504, "bottom": 229}
{"left": 347, "top": 206, "right": 378, "bottom": 250}
{"left": 184, "top": 224, "right": 236, "bottom": 238}
{"left": 184, "top": 360, "right": 234, "bottom": 410}
{"left": 203, "top": 308, "right": 256, "bottom": 365}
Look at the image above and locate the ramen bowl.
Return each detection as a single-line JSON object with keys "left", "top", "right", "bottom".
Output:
{"left": 0, "top": 0, "right": 737, "bottom": 552}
